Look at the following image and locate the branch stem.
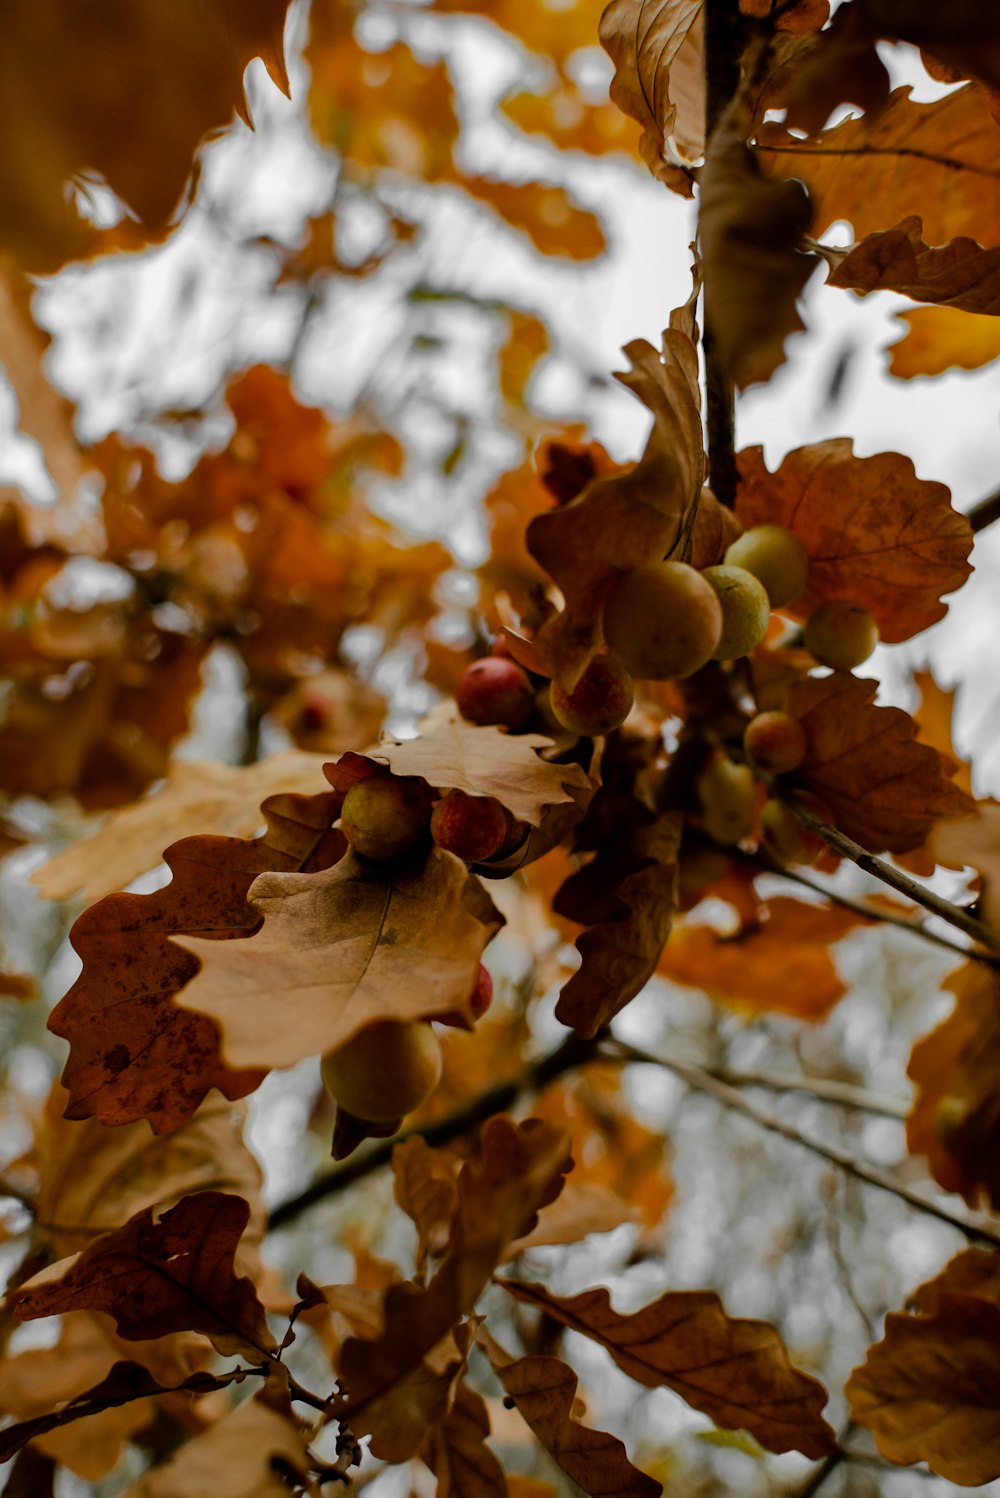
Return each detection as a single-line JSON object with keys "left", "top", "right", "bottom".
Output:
{"left": 608, "top": 1039, "right": 1000, "bottom": 1248}
{"left": 786, "top": 797, "right": 1000, "bottom": 957}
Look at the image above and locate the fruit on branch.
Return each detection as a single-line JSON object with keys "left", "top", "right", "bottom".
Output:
{"left": 743, "top": 710, "right": 807, "bottom": 774}
{"left": 470, "top": 963, "right": 493, "bottom": 1019}
{"left": 701, "top": 565, "right": 771, "bottom": 660}
{"left": 697, "top": 753, "right": 758, "bottom": 845}
{"left": 723, "top": 524, "right": 809, "bottom": 608}
{"left": 341, "top": 774, "right": 432, "bottom": 860}
{"left": 549, "top": 652, "right": 634, "bottom": 736}
{"left": 759, "top": 797, "right": 823, "bottom": 864}
{"left": 457, "top": 657, "right": 535, "bottom": 728}
{"left": 602, "top": 561, "right": 723, "bottom": 680}
{"left": 321, "top": 1020, "right": 443, "bottom": 1122}
{"left": 804, "top": 600, "right": 879, "bottom": 671}
{"left": 490, "top": 807, "right": 531, "bottom": 860}
{"left": 431, "top": 789, "right": 508, "bottom": 862}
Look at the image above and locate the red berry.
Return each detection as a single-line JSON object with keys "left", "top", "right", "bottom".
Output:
{"left": 431, "top": 789, "right": 508, "bottom": 862}
{"left": 470, "top": 963, "right": 493, "bottom": 1019}
{"left": 549, "top": 653, "right": 633, "bottom": 737}
{"left": 491, "top": 807, "right": 531, "bottom": 860}
{"left": 456, "top": 657, "right": 535, "bottom": 729}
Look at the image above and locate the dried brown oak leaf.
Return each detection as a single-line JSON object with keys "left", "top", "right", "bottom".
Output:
{"left": 48, "top": 789, "right": 343, "bottom": 1133}
{"left": 119, "top": 1382, "right": 311, "bottom": 1498}
{"left": 659, "top": 895, "right": 868, "bottom": 1021}
{"left": 847, "top": 1263, "right": 1000, "bottom": 1485}
{"left": 500, "top": 1279, "right": 836, "bottom": 1459}
{"left": 735, "top": 441, "right": 972, "bottom": 642}
{"left": 0, "top": 1313, "right": 211, "bottom": 1480}
{"left": 930, "top": 802, "right": 1000, "bottom": 930}
{"left": 392, "top": 1135, "right": 462, "bottom": 1280}
{"left": 0, "top": 0, "right": 292, "bottom": 271}
{"left": 701, "top": 100, "right": 818, "bottom": 388}
{"left": 352, "top": 1323, "right": 473, "bottom": 1462}
{"left": 823, "top": 215, "right": 1000, "bottom": 315}
{"left": 176, "top": 847, "right": 502, "bottom": 1071}
{"left": 336, "top": 1116, "right": 571, "bottom": 1415}
{"left": 527, "top": 282, "right": 703, "bottom": 688}
{"left": 35, "top": 749, "right": 332, "bottom": 903}
{"left": 420, "top": 1379, "right": 508, "bottom": 1498}
{"left": 477, "top": 1327, "right": 661, "bottom": 1498}
{"left": 907, "top": 959, "right": 1000, "bottom": 1207}
{"left": 598, "top": 0, "right": 701, "bottom": 192}
{"left": 757, "top": 84, "right": 1000, "bottom": 243}
{"left": 859, "top": 0, "right": 1000, "bottom": 97}
{"left": 785, "top": 673, "right": 973, "bottom": 853}
{"left": 33, "top": 1089, "right": 265, "bottom": 1262}
{"left": 555, "top": 811, "right": 683, "bottom": 1037}
{"left": 13, "top": 1191, "right": 274, "bottom": 1361}
{"left": 334, "top": 718, "right": 592, "bottom": 825}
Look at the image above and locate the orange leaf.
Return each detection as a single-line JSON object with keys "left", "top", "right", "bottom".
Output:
{"left": 176, "top": 847, "right": 502, "bottom": 1072}
{"left": 660, "top": 895, "right": 867, "bottom": 1021}
{"left": 478, "top": 1329, "right": 661, "bottom": 1498}
{"left": 888, "top": 304, "right": 1000, "bottom": 378}
{"left": 930, "top": 801, "right": 1000, "bottom": 929}
{"left": 13, "top": 1192, "right": 274, "bottom": 1361}
{"left": 499, "top": 1280, "right": 836, "bottom": 1459}
{"left": 735, "top": 441, "right": 973, "bottom": 643}
{"left": 454, "top": 175, "right": 607, "bottom": 262}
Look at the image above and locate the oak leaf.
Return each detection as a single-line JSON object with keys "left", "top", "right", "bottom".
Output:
{"left": 503, "top": 1181, "right": 638, "bottom": 1257}
{"left": 859, "top": 0, "right": 1000, "bottom": 97}
{"left": 734, "top": 441, "right": 973, "bottom": 643}
{"left": 930, "top": 802, "right": 1000, "bottom": 930}
{"left": 420, "top": 1379, "right": 508, "bottom": 1498}
{"left": 499, "top": 1280, "right": 836, "bottom": 1459}
{"left": 392, "top": 1135, "right": 462, "bottom": 1280}
{"left": 453, "top": 175, "right": 607, "bottom": 262}
{"left": 784, "top": 673, "right": 974, "bottom": 853}
{"left": 527, "top": 285, "right": 703, "bottom": 686}
{"left": 176, "top": 847, "right": 502, "bottom": 1071}
{"left": 700, "top": 101, "right": 817, "bottom": 387}
{"left": 336, "top": 1117, "right": 571, "bottom": 1414}
{"left": 35, "top": 750, "right": 332, "bottom": 903}
{"left": 336, "top": 718, "right": 592, "bottom": 826}
{"left": 907, "top": 959, "right": 1000, "bottom": 1207}
{"left": 119, "top": 1383, "right": 311, "bottom": 1497}
{"left": 824, "top": 215, "right": 1000, "bottom": 316}
{"left": 48, "top": 789, "right": 343, "bottom": 1132}
{"left": 757, "top": 85, "right": 1000, "bottom": 243}
{"left": 477, "top": 1328, "right": 661, "bottom": 1498}
{"left": 13, "top": 1192, "right": 274, "bottom": 1361}
{"left": 659, "top": 895, "right": 868, "bottom": 1021}
{"left": 888, "top": 305, "right": 1000, "bottom": 378}
{"left": 598, "top": 0, "right": 702, "bottom": 190}
{"left": 352, "top": 1325, "right": 472, "bottom": 1463}
{"left": 0, "top": 1313, "right": 210, "bottom": 1479}
{"left": 847, "top": 1278, "right": 1000, "bottom": 1484}
{"left": 554, "top": 811, "right": 683, "bottom": 1037}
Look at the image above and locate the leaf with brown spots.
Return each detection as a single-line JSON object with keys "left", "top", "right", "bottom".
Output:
{"left": 12, "top": 1192, "right": 274, "bottom": 1361}
{"left": 498, "top": 1280, "right": 836, "bottom": 1459}
{"left": 735, "top": 441, "right": 973, "bottom": 642}
{"left": 48, "top": 789, "right": 343, "bottom": 1134}
{"left": 784, "top": 673, "right": 974, "bottom": 853}
{"left": 477, "top": 1328, "right": 661, "bottom": 1498}
{"left": 554, "top": 811, "right": 683, "bottom": 1037}
{"left": 175, "top": 848, "right": 502, "bottom": 1072}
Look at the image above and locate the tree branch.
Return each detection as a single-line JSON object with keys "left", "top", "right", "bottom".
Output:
{"left": 608, "top": 1038, "right": 1000, "bottom": 1248}
{"left": 702, "top": 0, "right": 745, "bottom": 509}
{"left": 714, "top": 1067, "right": 907, "bottom": 1117}
{"left": 786, "top": 796, "right": 1000, "bottom": 958}
{"left": 968, "top": 484, "right": 1000, "bottom": 535}
{"left": 267, "top": 1032, "right": 599, "bottom": 1231}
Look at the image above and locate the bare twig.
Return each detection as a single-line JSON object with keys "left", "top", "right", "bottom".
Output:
{"left": 608, "top": 1038, "right": 1000, "bottom": 1248}
{"left": 968, "top": 485, "right": 1000, "bottom": 535}
{"left": 714, "top": 1068, "right": 907, "bottom": 1117}
{"left": 267, "top": 1032, "right": 599, "bottom": 1230}
{"left": 786, "top": 797, "right": 1000, "bottom": 957}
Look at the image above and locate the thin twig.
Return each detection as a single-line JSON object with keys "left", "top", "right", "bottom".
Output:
{"left": 608, "top": 1039, "right": 1000, "bottom": 1248}
{"left": 714, "top": 1068, "right": 907, "bottom": 1117}
{"left": 968, "top": 485, "right": 1000, "bottom": 535}
{"left": 791, "top": 1446, "right": 846, "bottom": 1498}
{"left": 786, "top": 797, "right": 1000, "bottom": 957}
{"left": 267, "top": 1033, "right": 599, "bottom": 1230}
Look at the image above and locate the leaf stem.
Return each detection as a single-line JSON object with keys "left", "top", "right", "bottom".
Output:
{"left": 607, "top": 1038, "right": 1000, "bottom": 1248}
{"left": 784, "top": 797, "right": 1000, "bottom": 957}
